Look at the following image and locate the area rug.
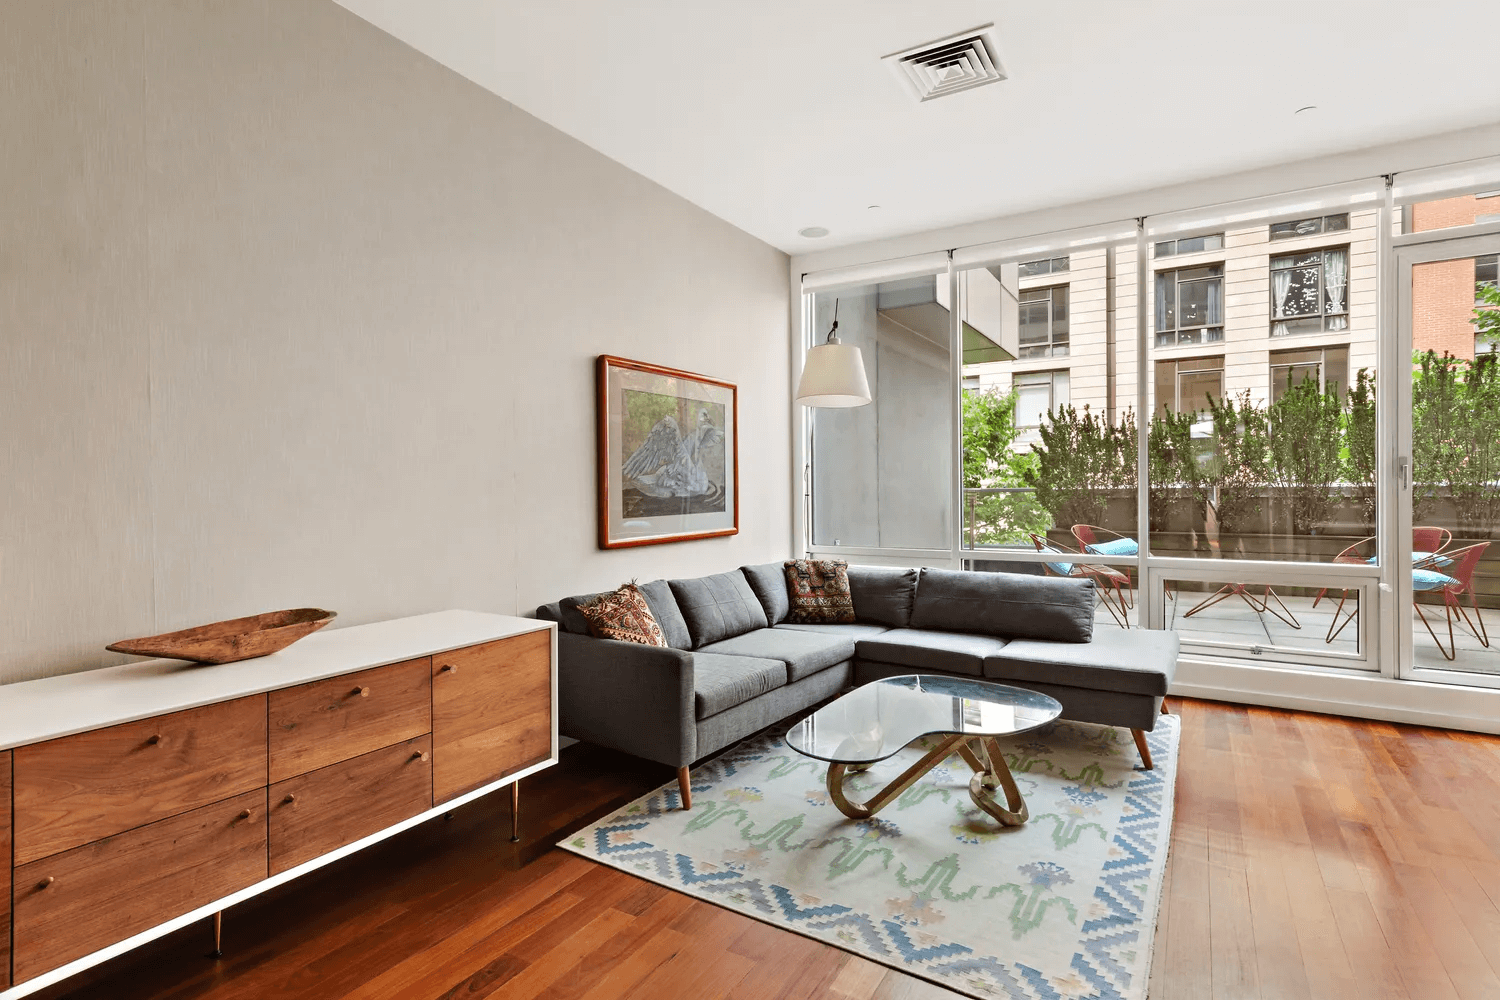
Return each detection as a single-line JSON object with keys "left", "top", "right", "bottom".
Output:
{"left": 562, "top": 716, "right": 1180, "bottom": 1000}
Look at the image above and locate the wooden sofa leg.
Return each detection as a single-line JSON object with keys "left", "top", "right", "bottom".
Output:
{"left": 1161, "top": 700, "right": 1170, "bottom": 715}
{"left": 1131, "top": 729, "right": 1154, "bottom": 770}
{"left": 678, "top": 766, "right": 692, "bottom": 809}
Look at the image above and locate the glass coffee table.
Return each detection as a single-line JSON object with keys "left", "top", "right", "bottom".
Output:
{"left": 785, "top": 674, "right": 1062, "bottom": 826}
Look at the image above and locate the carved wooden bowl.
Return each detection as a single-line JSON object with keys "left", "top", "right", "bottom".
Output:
{"left": 107, "top": 608, "right": 337, "bottom": 664}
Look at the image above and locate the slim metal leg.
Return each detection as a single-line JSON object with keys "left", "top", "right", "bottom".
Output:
{"left": 510, "top": 781, "right": 521, "bottom": 842}
{"left": 209, "top": 910, "right": 223, "bottom": 959}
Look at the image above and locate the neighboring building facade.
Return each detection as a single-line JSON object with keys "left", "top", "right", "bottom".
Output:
{"left": 964, "top": 199, "right": 1497, "bottom": 442}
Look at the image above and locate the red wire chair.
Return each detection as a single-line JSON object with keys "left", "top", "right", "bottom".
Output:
{"left": 1413, "top": 541, "right": 1491, "bottom": 661}
{"left": 1070, "top": 524, "right": 1155, "bottom": 604}
{"left": 1030, "top": 533, "right": 1133, "bottom": 629}
{"left": 1317, "top": 528, "right": 1454, "bottom": 643}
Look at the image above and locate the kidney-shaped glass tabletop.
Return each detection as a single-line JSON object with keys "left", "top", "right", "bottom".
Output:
{"left": 785, "top": 674, "right": 1063, "bottom": 766}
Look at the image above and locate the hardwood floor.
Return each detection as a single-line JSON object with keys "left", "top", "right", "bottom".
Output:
{"left": 33, "top": 699, "right": 1500, "bottom": 1000}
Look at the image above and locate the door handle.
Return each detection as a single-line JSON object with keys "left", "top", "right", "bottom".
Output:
{"left": 1396, "top": 456, "right": 1410, "bottom": 491}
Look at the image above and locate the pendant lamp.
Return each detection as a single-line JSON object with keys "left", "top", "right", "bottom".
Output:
{"left": 795, "top": 299, "right": 872, "bottom": 407}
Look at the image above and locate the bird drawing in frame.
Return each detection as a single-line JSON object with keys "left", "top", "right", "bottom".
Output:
{"left": 622, "top": 407, "right": 723, "bottom": 498}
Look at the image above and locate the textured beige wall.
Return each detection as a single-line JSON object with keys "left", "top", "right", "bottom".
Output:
{"left": 0, "top": 0, "right": 791, "bottom": 684}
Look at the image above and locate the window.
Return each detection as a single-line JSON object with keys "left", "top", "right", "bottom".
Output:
{"left": 1269, "top": 213, "right": 1350, "bottom": 240}
{"left": 1014, "top": 370, "right": 1069, "bottom": 427}
{"left": 1155, "top": 265, "right": 1223, "bottom": 347}
{"left": 1478, "top": 254, "right": 1498, "bottom": 295}
{"left": 1018, "top": 285, "right": 1069, "bottom": 358}
{"left": 1154, "top": 233, "right": 1224, "bottom": 257}
{"left": 1018, "top": 256, "right": 1069, "bottom": 277}
{"left": 962, "top": 374, "right": 981, "bottom": 391}
{"left": 1271, "top": 247, "right": 1350, "bottom": 335}
{"left": 1269, "top": 346, "right": 1349, "bottom": 402}
{"left": 1154, "top": 357, "right": 1224, "bottom": 416}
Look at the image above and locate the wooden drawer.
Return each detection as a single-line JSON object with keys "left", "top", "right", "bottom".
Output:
{"left": 432, "top": 630, "right": 551, "bottom": 804}
{"left": 268, "top": 735, "right": 432, "bottom": 876}
{"left": 2, "top": 750, "right": 11, "bottom": 990}
{"left": 11, "top": 788, "right": 267, "bottom": 982}
{"left": 268, "top": 657, "right": 431, "bottom": 782}
{"left": 13, "top": 696, "right": 267, "bottom": 865}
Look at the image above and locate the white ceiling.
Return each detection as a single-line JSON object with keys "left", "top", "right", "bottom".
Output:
{"left": 336, "top": 0, "right": 1500, "bottom": 254}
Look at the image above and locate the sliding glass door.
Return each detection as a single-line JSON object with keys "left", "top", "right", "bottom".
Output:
{"left": 1397, "top": 231, "right": 1500, "bottom": 686}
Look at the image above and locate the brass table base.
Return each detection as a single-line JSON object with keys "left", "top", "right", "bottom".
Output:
{"left": 825, "top": 734, "right": 1029, "bottom": 826}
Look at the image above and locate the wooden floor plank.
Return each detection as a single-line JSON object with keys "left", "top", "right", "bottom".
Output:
{"left": 28, "top": 700, "right": 1500, "bottom": 1000}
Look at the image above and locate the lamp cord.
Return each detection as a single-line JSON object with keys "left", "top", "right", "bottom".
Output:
{"left": 826, "top": 299, "right": 840, "bottom": 344}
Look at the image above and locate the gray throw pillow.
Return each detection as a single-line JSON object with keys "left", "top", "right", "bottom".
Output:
{"left": 668, "top": 571, "right": 770, "bottom": 648}
{"left": 909, "top": 567, "right": 1095, "bottom": 643}
{"left": 739, "top": 562, "right": 791, "bottom": 625}
{"left": 846, "top": 566, "right": 919, "bottom": 628}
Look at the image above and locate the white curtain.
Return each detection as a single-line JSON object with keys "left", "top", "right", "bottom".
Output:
{"left": 1324, "top": 249, "right": 1348, "bottom": 331}
{"left": 1272, "top": 268, "right": 1292, "bottom": 336}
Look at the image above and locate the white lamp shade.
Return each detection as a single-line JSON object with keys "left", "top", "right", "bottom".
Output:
{"left": 796, "top": 342, "right": 872, "bottom": 407}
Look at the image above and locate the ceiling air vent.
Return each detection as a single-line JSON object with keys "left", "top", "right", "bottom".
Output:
{"left": 883, "top": 25, "right": 1005, "bottom": 103}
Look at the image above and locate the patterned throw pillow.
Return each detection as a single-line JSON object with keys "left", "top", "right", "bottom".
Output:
{"left": 578, "top": 584, "right": 668, "bottom": 646}
{"left": 783, "top": 559, "right": 856, "bottom": 624}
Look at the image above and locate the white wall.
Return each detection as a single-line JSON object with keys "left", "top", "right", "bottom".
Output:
{"left": 0, "top": 0, "right": 791, "bottom": 684}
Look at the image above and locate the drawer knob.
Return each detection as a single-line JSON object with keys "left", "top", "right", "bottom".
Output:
{"left": 283, "top": 793, "right": 296, "bottom": 804}
{"left": 352, "top": 686, "right": 371, "bottom": 698}
{"left": 146, "top": 734, "right": 162, "bottom": 746}
{"left": 411, "top": 750, "right": 429, "bottom": 762}
{"left": 36, "top": 876, "right": 54, "bottom": 891}
{"left": 236, "top": 809, "right": 252, "bottom": 820}
{"left": 439, "top": 664, "right": 456, "bottom": 674}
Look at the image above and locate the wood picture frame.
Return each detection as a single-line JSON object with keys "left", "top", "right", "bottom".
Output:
{"left": 596, "top": 355, "right": 739, "bottom": 549}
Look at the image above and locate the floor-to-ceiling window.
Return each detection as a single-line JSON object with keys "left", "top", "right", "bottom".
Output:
{"left": 800, "top": 160, "right": 1500, "bottom": 685}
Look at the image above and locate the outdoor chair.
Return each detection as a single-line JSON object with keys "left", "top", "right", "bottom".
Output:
{"left": 1413, "top": 540, "right": 1491, "bottom": 661}
{"left": 1030, "top": 533, "right": 1133, "bottom": 628}
{"left": 1317, "top": 528, "right": 1455, "bottom": 643}
{"left": 1071, "top": 524, "right": 1155, "bottom": 604}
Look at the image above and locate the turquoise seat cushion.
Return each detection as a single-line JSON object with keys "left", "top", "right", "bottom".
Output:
{"left": 1412, "top": 569, "right": 1459, "bottom": 592}
{"left": 1084, "top": 537, "right": 1138, "bottom": 557}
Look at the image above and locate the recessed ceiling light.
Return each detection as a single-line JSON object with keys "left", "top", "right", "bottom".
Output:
{"left": 799, "top": 226, "right": 830, "bottom": 239}
{"left": 1294, "top": 105, "right": 1317, "bottom": 115}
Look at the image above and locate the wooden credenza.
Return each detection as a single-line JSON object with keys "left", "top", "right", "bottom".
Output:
{"left": 0, "top": 611, "right": 556, "bottom": 997}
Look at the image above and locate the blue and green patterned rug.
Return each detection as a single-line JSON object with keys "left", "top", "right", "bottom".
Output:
{"left": 562, "top": 716, "right": 1179, "bottom": 999}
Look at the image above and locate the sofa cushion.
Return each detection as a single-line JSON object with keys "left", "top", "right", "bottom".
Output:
{"left": 909, "top": 568, "right": 1095, "bottom": 643}
{"left": 847, "top": 566, "right": 919, "bottom": 628}
{"left": 784, "top": 560, "right": 856, "bottom": 624}
{"left": 698, "top": 628, "right": 855, "bottom": 683}
{"left": 538, "top": 593, "right": 606, "bottom": 635}
{"left": 576, "top": 584, "right": 667, "bottom": 646}
{"left": 669, "top": 572, "right": 770, "bottom": 648}
{"left": 693, "top": 652, "right": 787, "bottom": 719}
{"left": 638, "top": 579, "right": 692, "bottom": 650}
{"left": 775, "top": 622, "right": 893, "bottom": 640}
{"left": 740, "top": 563, "right": 791, "bottom": 625}
{"left": 854, "top": 628, "right": 1010, "bottom": 677}
{"left": 983, "top": 629, "right": 1179, "bottom": 696}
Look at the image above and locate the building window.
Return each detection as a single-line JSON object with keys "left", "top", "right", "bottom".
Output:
{"left": 1154, "top": 233, "right": 1224, "bottom": 257}
{"left": 1014, "top": 370, "right": 1069, "bottom": 427}
{"left": 1478, "top": 254, "right": 1498, "bottom": 296}
{"left": 1269, "top": 213, "right": 1350, "bottom": 240}
{"left": 1269, "top": 346, "right": 1349, "bottom": 402}
{"left": 962, "top": 374, "right": 981, "bottom": 391}
{"left": 1018, "top": 256, "right": 1069, "bottom": 277}
{"left": 1154, "top": 357, "right": 1224, "bottom": 416}
{"left": 1271, "top": 246, "right": 1349, "bottom": 335}
{"left": 1018, "top": 285, "right": 1069, "bottom": 358}
{"left": 1155, "top": 265, "right": 1223, "bottom": 347}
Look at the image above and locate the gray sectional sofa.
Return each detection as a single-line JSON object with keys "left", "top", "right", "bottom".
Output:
{"left": 538, "top": 564, "right": 1178, "bottom": 808}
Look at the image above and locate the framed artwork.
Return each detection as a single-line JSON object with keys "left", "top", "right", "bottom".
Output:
{"left": 597, "top": 355, "right": 738, "bottom": 549}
